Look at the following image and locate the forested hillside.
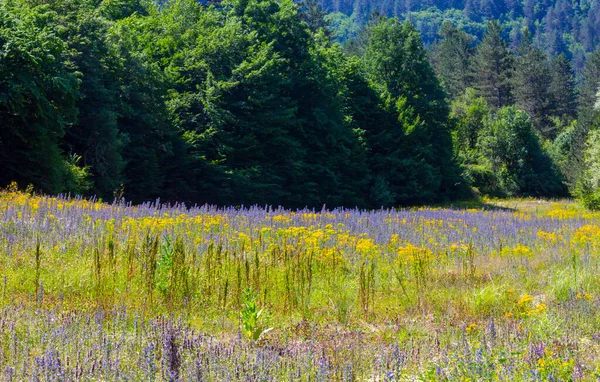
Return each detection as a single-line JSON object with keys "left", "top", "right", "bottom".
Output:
{"left": 324, "top": 0, "right": 600, "bottom": 72}
{"left": 2, "top": 0, "right": 600, "bottom": 208}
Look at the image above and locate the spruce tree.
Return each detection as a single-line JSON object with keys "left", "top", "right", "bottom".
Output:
{"left": 474, "top": 20, "right": 514, "bottom": 109}
{"left": 548, "top": 54, "right": 577, "bottom": 124}
{"left": 297, "top": 0, "right": 331, "bottom": 35}
{"left": 430, "top": 21, "right": 475, "bottom": 99}
{"left": 512, "top": 28, "right": 553, "bottom": 138}
{"left": 579, "top": 48, "right": 600, "bottom": 114}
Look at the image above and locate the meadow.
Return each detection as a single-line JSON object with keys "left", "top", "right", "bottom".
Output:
{"left": 2, "top": 187, "right": 600, "bottom": 380}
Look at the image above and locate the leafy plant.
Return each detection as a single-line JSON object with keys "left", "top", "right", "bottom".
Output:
{"left": 240, "top": 288, "right": 273, "bottom": 341}
{"left": 156, "top": 236, "right": 174, "bottom": 296}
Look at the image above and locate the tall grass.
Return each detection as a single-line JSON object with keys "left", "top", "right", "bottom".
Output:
{"left": 1, "top": 191, "right": 600, "bottom": 378}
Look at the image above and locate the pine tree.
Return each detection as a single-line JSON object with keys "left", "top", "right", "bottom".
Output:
{"left": 579, "top": 48, "right": 600, "bottom": 114}
{"left": 512, "top": 28, "right": 553, "bottom": 138}
{"left": 548, "top": 54, "right": 577, "bottom": 124}
{"left": 430, "top": 21, "right": 475, "bottom": 99}
{"left": 297, "top": 0, "right": 331, "bottom": 35}
{"left": 474, "top": 20, "right": 514, "bottom": 109}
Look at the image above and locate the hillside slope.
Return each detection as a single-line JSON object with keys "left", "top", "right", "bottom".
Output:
{"left": 324, "top": 0, "right": 600, "bottom": 68}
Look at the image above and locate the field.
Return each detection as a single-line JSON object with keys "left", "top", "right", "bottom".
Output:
{"left": 2, "top": 190, "right": 600, "bottom": 380}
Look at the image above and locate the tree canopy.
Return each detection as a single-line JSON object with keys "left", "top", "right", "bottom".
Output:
{"left": 1, "top": 0, "right": 589, "bottom": 207}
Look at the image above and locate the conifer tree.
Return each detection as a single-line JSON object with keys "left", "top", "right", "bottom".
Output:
{"left": 566, "top": 48, "right": 600, "bottom": 189}
{"left": 474, "top": 20, "right": 514, "bottom": 109}
{"left": 548, "top": 54, "right": 577, "bottom": 124}
{"left": 430, "top": 21, "right": 475, "bottom": 99}
{"left": 297, "top": 0, "right": 331, "bottom": 35}
{"left": 362, "top": 18, "right": 463, "bottom": 203}
{"left": 579, "top": 48, "right": 600, "bottom": 115}
{"left": 512, "top": 28, "right": 553, "bottom": 138}
{"left": 57, "top": 6, "right": 125, "bottom": 199}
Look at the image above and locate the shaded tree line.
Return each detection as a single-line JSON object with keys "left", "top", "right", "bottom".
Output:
{"left": 1, "top": 0, "right": 466, "bottom": 208}
{"left": 5, "top": 0, "right": 598, "bottom": 207}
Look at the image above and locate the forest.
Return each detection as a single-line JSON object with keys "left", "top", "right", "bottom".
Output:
{"left": 2, "top": 0, "right": 600, "bottom": 209}
{"left": 326, "top": 0, "right": 600, "bottom": 72}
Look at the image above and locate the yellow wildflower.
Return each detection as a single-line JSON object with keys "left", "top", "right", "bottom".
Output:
{"left": 517, "top": 294, "right": 534, "bottom": 306}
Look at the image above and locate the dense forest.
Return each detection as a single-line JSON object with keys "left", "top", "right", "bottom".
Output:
{"left": 1, "top": 0, "right": 600, "bottom": 208}
{"left": 325, "top": 0, "right": 600, "bottom": 72}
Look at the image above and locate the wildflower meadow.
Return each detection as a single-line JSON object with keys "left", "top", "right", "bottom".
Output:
{"left": 2, "top": 188, "right": 600, "bottom": 380}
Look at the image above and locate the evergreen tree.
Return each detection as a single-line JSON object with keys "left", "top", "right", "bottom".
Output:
{"left": 473, "top": 20, "right": 513, "bottom": 108}
{"left": 512, "top": 28, "right": 552, "bottom": 138}
{"left": 56, "top": 5, "right": 125, "bottom": 199}
{"left": 4, "top": 0, "right": 581, "bottom": 206}
{"left": 548, "top": 54, "right": 577, "bottom": 124}
{"left": 578, "top": 48, "right": 600, "bottom": 114}
{"left": 362, "top": 17, "right": 463, "bottom": 203}
{"left": 343, "top": 59, "right": 397, "bottom": 206}
{"left": 430, "top": 21, "right": 475, "bottom": 99}
{"left": 565, "top": 49, "right": 600, "bottom": 191}
{"left": 108, "top": 17, "right": 187, "bottom": 203}
{"left": 297, "top": 0, "right": 331, "bottom": 35}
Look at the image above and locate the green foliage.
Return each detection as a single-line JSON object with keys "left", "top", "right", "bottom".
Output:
{"left": 512, "top": 28, "right": 553, "bottom": 138}
{"left": 240, "top": 288, "right": 273, "bottom": 341}
{"left": 576, "top": 129, "right": 600, "bottom": 210}
{"left": 477, "top": 107, "right": 564, "bottom": 196}
{"left": 549, "top": 120, "right": 584, "bottom": 188}
{"left": 324, "top": 0, "right": 600, "bottom": 71}
{"left": 98, "top": 0, "right": 148, "bottom": 20}
{"left": 430, "top": 21, "right": 475, "bottom": 99}
{"left": 0, "top": 1, "right": 79, "bottom": 194}
{"left": 470, "top": 283, "right": 509, "bottom": 316}
{"left": 361, "top": 18, "right": 464, "bottom": 204}
{"left": 577, "top": 187, "right": 600, "bottom": 211}
{"left": 451, "top": 88, "right": 489, "bottom": 152}
{"left": 0, "top": 0, "right": 573, "bottom": 206}
{"left": 473, "top": 20, "right": 513, "bottom": 109}
{"left": 57, "top": 3, "right": 126, "bottom": 198}
{"left": 452, "top": 87, "right": 566, "bottom": 197}
{"left": 326, "top": 12, "right": 360, "bottom": 42}
{"left": 62, "top": 154, "right": 92, "bottom": 195}
{"left": 548, "top": 54, "right": 577, "bottom": 126}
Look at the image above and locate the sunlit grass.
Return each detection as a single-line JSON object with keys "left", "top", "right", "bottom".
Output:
{"left": 1, "top": 189, "right": 600, "bottom": 379}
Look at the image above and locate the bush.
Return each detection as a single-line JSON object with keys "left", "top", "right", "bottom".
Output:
{"left": 63, "top": 155, "right": 92, "bottom": 196}
{"left": 477, "top": 107, "right": 564, "bottom": 197}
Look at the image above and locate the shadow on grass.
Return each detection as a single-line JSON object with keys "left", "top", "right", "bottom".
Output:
{"left": 436, "top": 198, "right": 517, "bottom": 212}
